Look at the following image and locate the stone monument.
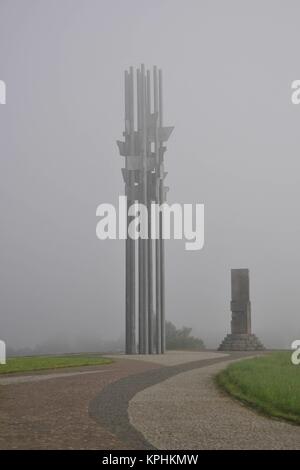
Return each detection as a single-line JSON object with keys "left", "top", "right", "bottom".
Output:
{"left": 219, "top": 269, "right": 264, "bottom": 350}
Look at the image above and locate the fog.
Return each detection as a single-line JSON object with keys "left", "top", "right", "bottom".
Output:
{"left": 0, "top": 0, "right": 299, "bottom": 352}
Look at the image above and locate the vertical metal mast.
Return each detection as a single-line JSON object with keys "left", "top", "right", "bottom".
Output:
{"left": 159, "top": 69, "right": 166, "bottom": 353}
{"left": 146, "top": 69, "right": 154, "bottom": 354}
{"left": 117, "top": 65, "right": 174, "bottom": 354}
{"left": 124, "top": 70, "right": 131, "bottom": 354}
{"left": 137, "top": 68, "right": 144, "bottom": 354}
{"left": 153, "top": 66, "right": 161, "bottom": 354}
{"left": 128, "top": 67, "right": 136, "bottom": 353}
{"left": 141, "top": 64, "right": 149, "bottom": 354}
{"left": 123, "top": 69, "right": 136, "bottom": 354}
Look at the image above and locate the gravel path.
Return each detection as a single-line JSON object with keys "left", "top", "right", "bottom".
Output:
{"left": 89, "top": 352, "right": 256, "bottom": 449}
{"left": 1, "top": 351, "right": 279, "bottom": 449}
{"left": 1, "top": 352, "right": 228, "bottom": 449}
{"left": 106, "top": 351, "right": 228, "bottom": 366}
{"left": 0, "top": 367, "right": 120, "bottom": 385}
{"left": 0, "top": 359, "right": 161, "bottom": 449}
{"left": 129, "top": 360, "right": 300, "bottom": 450}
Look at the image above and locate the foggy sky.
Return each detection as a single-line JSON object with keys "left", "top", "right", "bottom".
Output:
{"left": 0, "top": 0, "right": 299, "bottom": 350}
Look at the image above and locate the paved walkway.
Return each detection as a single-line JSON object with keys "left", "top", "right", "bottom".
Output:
{"left": 106, "top": 351, "right": 228, "bottom": 367}
{"left": 1, "top": 350, "right": 296, "bottom": 450}
{"left": 129, "top": 360, "right": 300, "bottom": 450}
{"left": 0, "top": 350, "right": 231, "bottom": 449}
{"left": 0, "top": 367, "right": 120, "bottom": 385}
{"left": 89, "top": 351, "right": 255, "bottom": 449}
{"left": 0, "top": 359, "right": 161, "bottom": 449}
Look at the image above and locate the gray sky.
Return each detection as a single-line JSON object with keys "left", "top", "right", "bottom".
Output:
{"left": 0, "top": 0, "right": 299, "bottom": 350}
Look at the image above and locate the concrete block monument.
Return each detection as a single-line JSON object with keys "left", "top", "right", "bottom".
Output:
{"left": 219, "top": 269, "right": 265, "bottom": 351}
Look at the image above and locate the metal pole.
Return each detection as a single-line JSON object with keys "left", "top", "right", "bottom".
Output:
{"left": 146, "top": 69, "right": 153, "bottom": 353}
{"left": 118, "top": 65, "right": 173, "bottom": 355}
{"left": 141, "top": 64, "right": 149, "bottom": 354}
{"left": 158, "top": 69, "right": 166, "bottom": 353}
{"left": 153, "top": 66, "right": 161, "bottom": 354}
{"left": 137, "top": 68, "right": 144, "bottom": 354}
{"left": 128, "top": 66, "right": 136, "bottom": 353}
{"left": 124, "top": 71, "right": 131, "bottom": 354}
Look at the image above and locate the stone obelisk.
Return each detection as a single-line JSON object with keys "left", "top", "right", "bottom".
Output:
{"left": 219, "top": 269, "right": 264, "bottom": 350}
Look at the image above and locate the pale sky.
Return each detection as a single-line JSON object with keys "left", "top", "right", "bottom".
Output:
{"left": 0, "top": 0, "right": 300, "bottom": 350}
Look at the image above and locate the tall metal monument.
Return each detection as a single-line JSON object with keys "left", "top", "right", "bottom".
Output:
{"left": 117, "top": 65, "right": 174, "bottom": 354}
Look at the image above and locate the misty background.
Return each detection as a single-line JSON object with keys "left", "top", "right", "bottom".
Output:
{"left": 0, "top": 0, "right": 299, "bottom": 353}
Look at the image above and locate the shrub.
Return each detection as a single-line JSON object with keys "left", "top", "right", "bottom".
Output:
{"left": 166, "top": 321, "right": 205, "bottom": 350}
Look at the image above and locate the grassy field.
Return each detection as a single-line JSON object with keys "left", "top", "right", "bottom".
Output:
{"left": 0, "top": 355, "right": 113, "bottom": 375}
{"left": 216, "top": 352, "right": 300, "bottom": 424}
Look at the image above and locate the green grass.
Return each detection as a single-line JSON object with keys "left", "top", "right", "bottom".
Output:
{"left": 0, "top": 355, "right": 113, "bottom": 375}
{"left": 216, "top": 352, "right": 300, "bottom": 425}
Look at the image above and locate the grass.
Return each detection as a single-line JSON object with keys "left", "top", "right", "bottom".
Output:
{"left": 0, "top": 355, "right": 113, "bottom": 375}
{"left": 216, "top": 352, "right": 300, "bottom": 425}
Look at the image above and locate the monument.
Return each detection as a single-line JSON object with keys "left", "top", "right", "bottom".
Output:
{"left": 219, "top": 269, "right": 265, "bottom": 350}
{"left": 117, "top": 65, "right": 174, "bottom": 354}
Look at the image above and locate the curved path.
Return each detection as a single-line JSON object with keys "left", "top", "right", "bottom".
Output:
{"left": 1, "top": 350, "right": 294, "bottom": 449}
{"left": 0, "top": 358, "right": 161, "bottom": 449}
{"left": 89, "top": 351, "right": 257, "bottom": 449}
{"left": 129, "top": 359, "right": 300, "bottom": 450}
{"left": 0, "top": 351, "right": 232, "bottom": 449}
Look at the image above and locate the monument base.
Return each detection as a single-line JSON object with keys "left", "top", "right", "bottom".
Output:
{"left": 218, "top": 333, "right": 265, "bottom": 351}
